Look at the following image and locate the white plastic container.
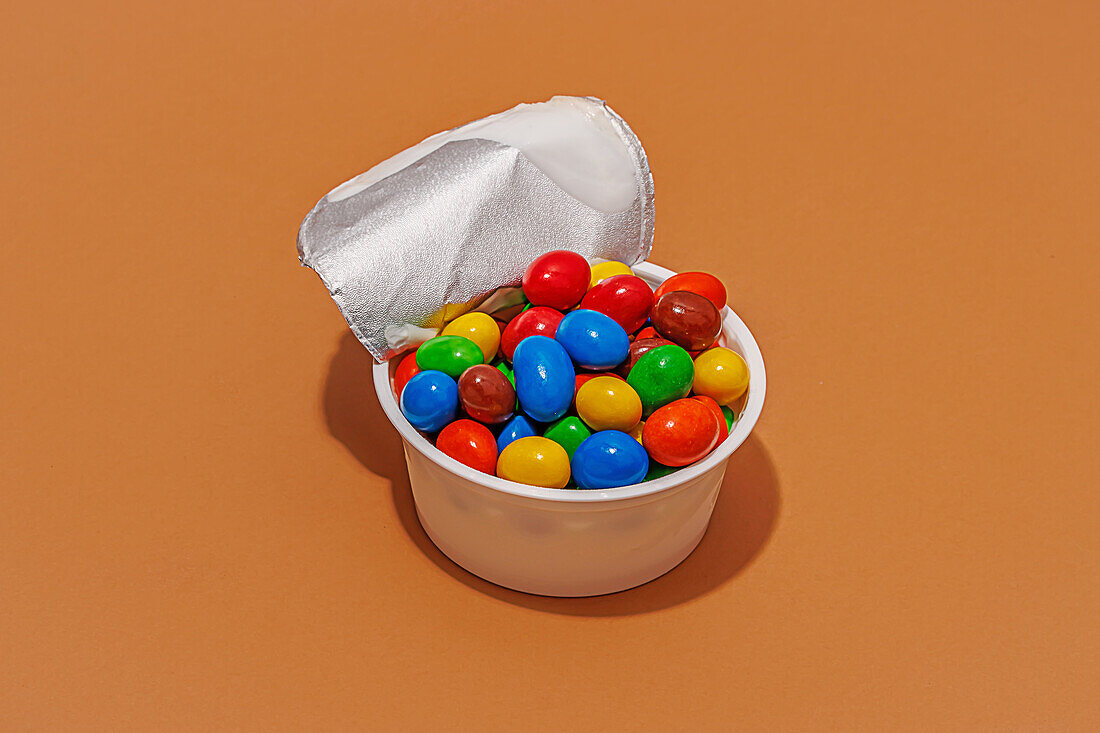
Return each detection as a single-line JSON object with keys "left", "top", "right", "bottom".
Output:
{"left": 372, "top": 262, "right": 766, "bottom": 596}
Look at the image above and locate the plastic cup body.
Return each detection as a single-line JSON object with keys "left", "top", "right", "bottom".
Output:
{"left": 372, "top": 262, "right": 766, "bottom": 596}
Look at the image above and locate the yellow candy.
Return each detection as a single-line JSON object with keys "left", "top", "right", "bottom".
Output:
{"left": 588, "top": 261, "right": 633, "bottom": 288}
{"left": 576, "top": 376, "right": 643, "bottom": 432}
{"left": 442, "top": 312, "right": 501, "bottom": 361}
{"left": 692, "top": 347, "right": 750, "bottom": 405}
{"left": 628, "top": 420, "right": 645, "bottom": 445}
{"left": 497, "top": 437, "right": 571, "bottom": 489}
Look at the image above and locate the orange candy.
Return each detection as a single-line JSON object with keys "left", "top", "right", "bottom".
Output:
{"left": 653, "top": 271, "right": 727, "bottom": 311}
{"left": 435, "top": 419, "right": 497, "bottom": 474}
{"left": 642, "top": 398, "right": 720, "bottom": 467}
{"left": 691, "top": 395, "right": 729, "bottom": 444}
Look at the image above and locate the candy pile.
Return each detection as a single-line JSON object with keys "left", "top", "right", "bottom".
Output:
{"left": 394, "top": 252, "right": 750, "bottom": 490}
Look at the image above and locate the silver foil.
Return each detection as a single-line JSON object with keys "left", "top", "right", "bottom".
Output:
{"left": 297, "top": 97, "right": 655, "bottom": 361}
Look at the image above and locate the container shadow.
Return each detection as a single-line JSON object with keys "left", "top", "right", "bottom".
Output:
{"left": 324, "top": 332, "right": 780, "bottom": 616}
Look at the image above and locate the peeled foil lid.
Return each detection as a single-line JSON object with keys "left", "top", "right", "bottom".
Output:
{"left": 297, "top": 96, "right": 655, "bottom": 361}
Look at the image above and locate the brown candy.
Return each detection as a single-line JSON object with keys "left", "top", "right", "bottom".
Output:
{"left": 651, "top": 291, "right": 722, "bottom": 351}
{"left": 617, "top": 336, "right": 675, "bottom": 377}
{"left": 457, "top": 364, "right": 516, "bottom": 424}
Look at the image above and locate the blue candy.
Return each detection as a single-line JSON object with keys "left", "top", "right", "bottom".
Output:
{"left": 399, "top": 370, "right": 458, "bottom": 432}
{"left": 512, "top": 335, "right": 575, "bottom": 423}
{"left": 496, "top": 414, "right": 539, "bottom": 453}
{"left": 571, "top": 430, "right": 649, "bottom": 489}
{"left": 554, "top": 309, "right": 630, "bottom": 370}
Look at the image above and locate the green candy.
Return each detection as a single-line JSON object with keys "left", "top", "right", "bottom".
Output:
{"left": 721, "top": 405, "right": 736, "bottom": 430}
{"left": 626, "top": 344, "right": 694, "bottom": 415}
{"left": 543, "top": 416, "right": 593, "bottom": 460}
{"left": 644, "top": 460, "right": 679, "bottom": 482}
{"left": 415, "top": 335, "right": 484, "bottom": 378}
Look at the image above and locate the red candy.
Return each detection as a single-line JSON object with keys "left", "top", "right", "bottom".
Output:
{"left": 642, "top": 398, "right": 720, "bottom": 467}
{"left": 500, "top": 306, "right": 564, "bottom": 361}
{"left": 522, "top": 251, "right": 591, "bottom": 310}
{"left": 580, "top": 274, "right": 654, "bottom": 333}
{"left": 691, "top": 395, "right": 729, "bottom": 445}
{"left": 436, "top": 419, "right": 497, "bottom": 474}
{"left": 634, "top": 326, "right": 659, "bottom": 340}
{"left": 654, "top": 271, "right": 727, "bottom": 311}
{"left": 393, "top": 349, "right": 421, "bottom": 397}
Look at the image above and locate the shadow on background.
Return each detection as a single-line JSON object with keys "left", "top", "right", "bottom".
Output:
{"left": 324, "top": 332, "right": 780, "bottom": 616}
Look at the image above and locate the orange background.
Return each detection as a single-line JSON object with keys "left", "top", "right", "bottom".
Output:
{"left": 2, "top": 1, "right": 1098, "bottom": 729}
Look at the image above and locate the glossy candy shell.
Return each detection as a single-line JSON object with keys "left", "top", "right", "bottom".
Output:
{"left": 442, "top": 312, "right": 501, "bottom": 362}
{"left": 653, "top": 271, "right": 727, "bottom": 310}
{"left": 496, "top": 436, "right": 571, "bottom": 489}
{"left": 393, "top": 349, "right": 421, "bottom": 397}
{"left": 512, "top": 335, "right": 575, "bottom": 423}
{"left": 579, "top": 274, "right": 654, "bottom": 334}
{"left": 721, "top": 405, "right": 736, "bottom": 430}
{"left": 543, "top": 416, "right": 593, "bottom": 460}
{"left": 494, "top": 359, "right": 515, "bottom": 387}
{"left": 691, "top": 395, "right": 729, "bottom": 444}
{"left": 436, "top": 420, "right": 497, "bottom": 474}
{"left": 575, "top": 376, "right": 642, "bottom": 432}
{"left": 522, "top": 250, "right": 591, "bottom": 310}
{"left": 651, "top": 291, "right": 722, "bottom": 351}
{"left": 642, "top": 398, "right": 720, "bottom": 467}
{"left": 415, "top": 335, "right": 485, "bottom": 378}
{"left": 457, "top": 364, "right": 516, "bottom": 424}
{"left": 500, "top": 307, "right": 565, "bottom": 361}
{"left": 626, "top": 343, "right": 694, "bottom": 415}
{"left": 588, "top": 260, "right": 632, "bottom": 287}
{"left": 575, "top": 371, "right": 624, "bottom": 391}
{"left": 617, "top": 336, "right": 675, "bottom": 377}
{"left": 496, "top": 414, "right": 539, "bottom": 453}
{"left": 554, "top": 309, "right": 630, "bottom": 370}
{"left": 571, "top": 431, "right": 649, "bottom": 489}
{"left": 399, "top": 370, "right": 459, "bottom": 433}
{"left": 692, "top": 347, "right": 751, "bottom": 405}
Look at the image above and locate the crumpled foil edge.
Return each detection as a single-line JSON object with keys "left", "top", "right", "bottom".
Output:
{"left": 298, "top": 97, "right": 655, "bottom": 362}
